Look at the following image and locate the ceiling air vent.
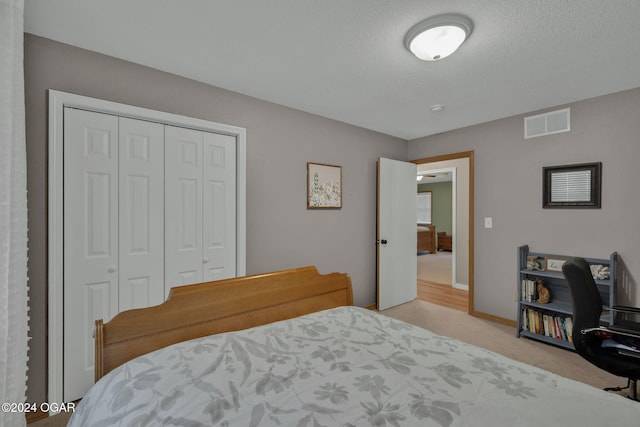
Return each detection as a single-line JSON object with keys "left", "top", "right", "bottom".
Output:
{"left": 524, "top": 108, "right": 570, "bottom": 139}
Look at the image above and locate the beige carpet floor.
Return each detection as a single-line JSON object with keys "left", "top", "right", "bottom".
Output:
{"left": 382, "top": 299, "right": 632, "bottom": 397}
{"left": 418, "top": 251, "right": 452, "bottom": 285}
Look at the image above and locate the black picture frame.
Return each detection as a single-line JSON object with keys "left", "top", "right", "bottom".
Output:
{"left": 543, "top": 162, "right": 602, "bottom": 209}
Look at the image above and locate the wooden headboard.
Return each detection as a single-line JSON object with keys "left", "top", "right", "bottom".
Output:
{"left": 95, "top": 266, "right": 353, "bottom": 380}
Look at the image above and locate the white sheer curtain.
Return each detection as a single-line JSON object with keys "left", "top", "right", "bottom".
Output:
{"left": 0, "top": 1, "right": 29, "bottom": 426}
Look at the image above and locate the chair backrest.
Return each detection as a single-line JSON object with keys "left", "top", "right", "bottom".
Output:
{"left": 562, "top": 257, "right": 603, "bottom": 352}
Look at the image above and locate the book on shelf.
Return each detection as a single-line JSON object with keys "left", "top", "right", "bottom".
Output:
{"left": 521, "top": 279, "right": 538, "bottom": 302}
{"left": 521, "top": 307, "right": 573, "bottom": 343}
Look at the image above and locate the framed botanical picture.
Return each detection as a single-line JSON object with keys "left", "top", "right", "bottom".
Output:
{"left": 545, "top": 257, "right": 569, "bottom": 272}
{"left": 307, "top": 162, "right": 342, "bottom": 209}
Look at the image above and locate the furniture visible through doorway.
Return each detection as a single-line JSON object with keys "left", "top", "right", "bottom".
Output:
{"left": 417, "top": 225, "right": 435, "bottom": 253}
{"left": 438, "top": 231, "right": 452, "bottom": 251}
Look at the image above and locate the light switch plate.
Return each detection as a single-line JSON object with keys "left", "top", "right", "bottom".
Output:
{"left": 484, "top": 217, "right": 493, "bottom": 229}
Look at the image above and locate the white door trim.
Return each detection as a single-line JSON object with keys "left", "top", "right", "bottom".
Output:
{"left": 47, "top": 90, "right": 247, "bottom": 406}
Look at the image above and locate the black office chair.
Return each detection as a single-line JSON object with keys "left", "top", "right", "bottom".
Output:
{"left": 562, "top": 257, "right": 640, "bottom": 400}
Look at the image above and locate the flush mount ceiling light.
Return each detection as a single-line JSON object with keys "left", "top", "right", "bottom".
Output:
{"left": 404, "top": 14, "right": 473, "bottom": 61}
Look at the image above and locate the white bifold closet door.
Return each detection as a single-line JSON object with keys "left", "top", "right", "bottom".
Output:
{"left": 118, "top": 117, "right": 165, "bottom": 310}
{"left": 164, "top": 125, "right": 236, "bottom": 293}
{"left": 63, "top": 109, "right": 165, "bottom": 401}
{"left": 63, "top": 109, "right": 237, "bottom": 401}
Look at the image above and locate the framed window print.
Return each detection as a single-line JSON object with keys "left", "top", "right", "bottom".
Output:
{"left": 543, "top": 162, "right": 602, "bottom": 209}
{"left": 307, "top": 162, "right": 342, "bottom": 209}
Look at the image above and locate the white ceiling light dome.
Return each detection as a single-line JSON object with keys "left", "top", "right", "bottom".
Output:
{"left": 404, "top": 14, "right": 474, "bottom": 61}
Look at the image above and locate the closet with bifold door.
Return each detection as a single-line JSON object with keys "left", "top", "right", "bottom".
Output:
{"left": 62, "top": 106, "right": 237, "bottom": 401}
{"left": 164, "top": 125, "right": 237, "bottom": 294}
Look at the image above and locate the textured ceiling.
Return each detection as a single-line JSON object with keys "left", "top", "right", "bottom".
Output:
{"left": 24, "top": 0, "right": 640, "bottom": 140}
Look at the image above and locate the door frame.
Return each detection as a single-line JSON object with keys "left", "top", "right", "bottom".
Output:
{"left": 47, "top": 90, "right": 247, "bottom": 406}
{"left": 411, "top": 151, "right": 474, "bottom": 313}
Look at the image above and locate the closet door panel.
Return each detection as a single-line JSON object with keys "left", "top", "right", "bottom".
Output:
{"left": 203, "top": 132, "right": 237, "bottom": 281}
{"left": 63, "top": 108, "right": 119, "bottom": 401}
{"left": 165, "top": 125, "right": 203, "bottom": 293}
{"left": 118, "top": 117, "right": 165, "bottom": 311}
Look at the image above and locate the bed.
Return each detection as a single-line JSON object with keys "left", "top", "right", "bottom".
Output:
{"left": 70, "top": 266, "right": 639, "bottom": 426}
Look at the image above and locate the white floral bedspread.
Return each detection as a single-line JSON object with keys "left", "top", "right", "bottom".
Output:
{"left": 70, "top": 306, "right": 639, "bottom": 426}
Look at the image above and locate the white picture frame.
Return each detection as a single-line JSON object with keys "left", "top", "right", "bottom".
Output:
{"left": 307, "top": 162, "right": 342, "bottom": 209}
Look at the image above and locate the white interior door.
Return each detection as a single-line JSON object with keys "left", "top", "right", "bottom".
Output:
{"left": 202, "top": 132, "right": 237, "bottom": 281}
{"left": 63, "top": 108, "right": 119, "bottom": 401}
{"left": 165, "top": 126, "right": 204, "bottom": 291}
{"left": 49, "top": 90, "right": 247, "bottom": 408}
{"left": 118, "top": 117, "right": 165, "bottom": 310}
{"left": 377, "top": 157, "right": 417, "bottom": 310}
{"left": 164, "top": 126, "right": 237, "bottom": 293}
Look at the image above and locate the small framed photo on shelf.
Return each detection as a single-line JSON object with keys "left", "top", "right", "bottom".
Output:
{"left": 307, "top": 162, "right": 342, "bottom": 209}
{"left": 526, "top": 255, "right": 543, "bottom": 271}
{"left": 545, "top": 257, "right": 569, "bottom": 272}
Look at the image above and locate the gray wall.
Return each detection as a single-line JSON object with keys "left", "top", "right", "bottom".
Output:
{"left": 418, "top": 182, "right": 453, "bottom": 235}
{"left": 24, "top": 34, "right": 406, "bottom": 403}
{"left": 409, "top": 87, "right": 640, "bottom": 319}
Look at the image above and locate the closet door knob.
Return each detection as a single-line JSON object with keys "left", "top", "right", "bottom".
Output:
{"left": 203, "top": 257, "right": 210, "bottom": 264}
{"left": 107, "top": 266, "right": 117, "bottom": 273}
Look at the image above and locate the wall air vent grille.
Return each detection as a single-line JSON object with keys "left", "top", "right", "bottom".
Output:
{"left": 524, "top": 108, "right": 570, "bottom": 139}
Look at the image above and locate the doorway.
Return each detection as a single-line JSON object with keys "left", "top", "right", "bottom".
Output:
{"left": 412, "top": 152, "right": 474, "bottom": 313}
